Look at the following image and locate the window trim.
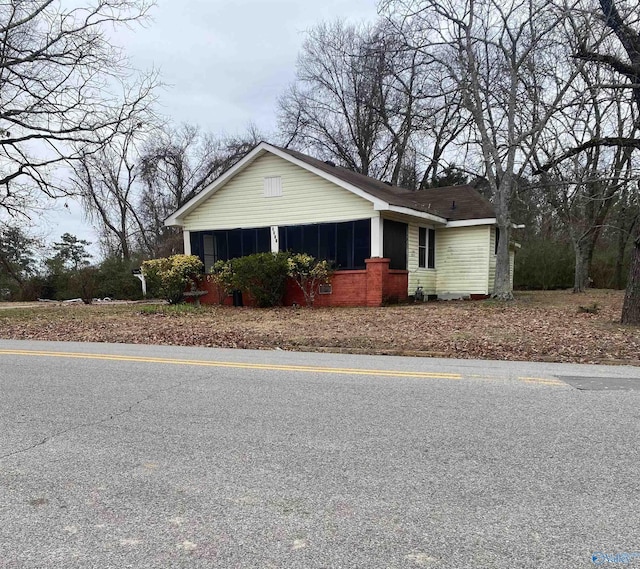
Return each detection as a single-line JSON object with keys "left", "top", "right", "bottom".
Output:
{"left": 418, "top": 227, "right": 436, "bottom": 269}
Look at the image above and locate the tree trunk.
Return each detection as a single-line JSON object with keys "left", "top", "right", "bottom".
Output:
{"left": 621, "top": 227, "right": 640, "bottom": 324}
{"left": 573, "top": 238, "right": 595, "bottom": 293}
{"left": 493, "top": 221, "right": 513, "bottom": 300}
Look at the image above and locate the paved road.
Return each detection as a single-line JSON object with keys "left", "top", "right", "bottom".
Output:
{"left": 1, "top": 339, "right": 639, "bottom": 568}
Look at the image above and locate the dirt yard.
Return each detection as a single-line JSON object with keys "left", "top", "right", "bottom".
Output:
{"left": 0, "top": 290, "right": 638, "bottom": 365}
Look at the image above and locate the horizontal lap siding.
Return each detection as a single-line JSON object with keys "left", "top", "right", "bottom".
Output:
{"left": 510, "top": 250, "right": 515, "bottom": 289}
{"left": 436, "top": 226, "right": 490, "bottom": 295}
{"left": 183, "top": 154, "right": 374, "bottom": 231}
{"left": 489, "top": 227, "right": 496, "bottom": 293}
{"left": 407, "top": 223, "right": 436, "bottom": 294}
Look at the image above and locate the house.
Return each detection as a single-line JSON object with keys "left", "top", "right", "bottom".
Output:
{"left": 165, "top": 142, "right": 517, "bottom": 306}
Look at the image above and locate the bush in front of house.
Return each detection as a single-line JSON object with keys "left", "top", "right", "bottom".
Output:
{"left": 142, "top": 254, "right": 204, "bottom": 304}
{"left": 287, "top": 253, "right": 333, "bottom": 306}
{"left": 211, "top": 252, "right": 290, "bottom": 307}
{"left": 209, "top": 259, "right": 236, "bottom": 304}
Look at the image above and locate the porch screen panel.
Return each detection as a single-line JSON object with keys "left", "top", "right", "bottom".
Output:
{"left": 383, "top": 219, "right": 408, "bottom": 270}
{"left": 203, "top": 234, "right": 216, "bottom": 272}
{"left": 318, "top": 224, "right": 337, "bottom": 264}
{"left": 278, "top": 220, "right": 370, "bottom": 270}
{"left": 189, "top": 227, "right": 271, "bottom": 269}
{"left": 190, "top": 232, "right": 202, "bottom": 260}
{"left": 353, "top": 219, "right": 370, "bottom": 269}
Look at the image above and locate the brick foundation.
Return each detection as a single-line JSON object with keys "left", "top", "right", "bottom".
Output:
{"left": 190, "top": 258, "right": 408, "bottom": 308}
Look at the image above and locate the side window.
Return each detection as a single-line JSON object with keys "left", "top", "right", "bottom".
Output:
{"left": 428, "top": 229, "right": 435, "bottom": 269}
{"left": 418, "top": 227, "right": 427, "bottom": 268}
{"left": 495, "top": 227, "right": 500, "bottom": 255}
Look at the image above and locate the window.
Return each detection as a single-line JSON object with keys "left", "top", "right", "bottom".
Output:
{"left": 428, "top": 228, "right": 435, "bottom": 269}
{"left": 263, "top": 176, "right": 282, "bottom": 197}
{"left": 418, "top": 227, "right": 427, "bottom": 268}
{"left": 418, "top": 227, "right": 435, "bottom": 269}
{"left": 278, "top": 219, "right": 371, "bottom": 270}
{"left": 494, "top": 227, "right": 500, "bottom": 255}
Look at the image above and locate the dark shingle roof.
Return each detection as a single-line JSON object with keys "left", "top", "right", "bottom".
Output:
{"left": 408, "top": 186, "right": 496, "bottom": 221}
{"left": 275, "top": 145, "right": 495, "bottom": 222}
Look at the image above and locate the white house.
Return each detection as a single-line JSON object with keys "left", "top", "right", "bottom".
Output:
{"left": 165, "top": 142, "right": 516, "bottom": 306}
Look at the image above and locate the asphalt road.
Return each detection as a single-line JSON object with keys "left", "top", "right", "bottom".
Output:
{"left": 1, "top": 339, "right": 639, "bottom": 569}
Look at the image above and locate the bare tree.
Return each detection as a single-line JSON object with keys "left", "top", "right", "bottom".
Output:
{"left": 570, "top": 0, "right": 640, "bottom": 323}
{"left": 278, "top": 19, "right": 468, "bottom": 188}
{"left": 382, "top": 0, "right": 582, "bottom": 299}
{"left": 138, "top": 124, "right": 261, "bottom": 256}
{"left": 72, "top": 122, "right": 150, "bottom": 261}
{"left": 278, "top": 21, "right": 390, "bottom": 178}
{"left": 535, "top": 61, "right": 638, "bottom": 292}
{"left": 0, "top": 0, "right": 157, "bottom": 217}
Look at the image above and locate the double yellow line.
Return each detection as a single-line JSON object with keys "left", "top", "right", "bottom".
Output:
{"left": 0, "top": 348, "right": 565, "bottom": 385}
{"left": 0, "top": 348, "right": 461, "bottom": 380}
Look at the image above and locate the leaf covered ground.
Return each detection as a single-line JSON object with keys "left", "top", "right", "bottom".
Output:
{"left": 0, "top": 290, "right": 638, "bottom": 365}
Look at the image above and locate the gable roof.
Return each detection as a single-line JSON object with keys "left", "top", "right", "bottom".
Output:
{"left": 165, "top": 142, "right": 496, "bottom": 227}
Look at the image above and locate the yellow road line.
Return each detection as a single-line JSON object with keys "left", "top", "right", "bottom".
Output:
{"left": 517, "top": 376, "right": 566, "bottom": 386}
{"left": 0, "top": 349, "right": 462, "bottom": 380}
{"left": 0, "top": 349, "right": 566, "bottom": 386}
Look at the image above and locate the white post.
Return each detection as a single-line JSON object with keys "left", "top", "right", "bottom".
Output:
{"left": 183, "top": 229, "right": 191, "bottom": 255}
{"left": 134, "top": 273, "right": 147, "bottom": 297}
{"left": 370, "top": 215, "right": 383, "bottom": 258}
{"left": 270, "top": 225, "right": 279, "bottom": 253}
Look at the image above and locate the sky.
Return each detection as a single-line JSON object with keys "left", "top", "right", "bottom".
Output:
{"left": 44, "top": 0, "right": 380, "bottom": 256}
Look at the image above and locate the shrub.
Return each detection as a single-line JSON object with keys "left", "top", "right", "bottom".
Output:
{"left": 96, "top": 256, "right": 144, "bottom": 300}
{"left": 227, "top": 252, "right": 290, "bottom": 307}
{"left": 69, "top": 267, "right": 100, "bottom": 304}
{"left": 142, "top": 254, "right": 203, "bottom": 304}
{"left": 287, "top": 253, "right": 333, "bottom": 306}
{"left": 209, "top": 259, "right": 236, "bottom": 304}
{"left": 514, "top": 238, "right": 574, "bottom": 290}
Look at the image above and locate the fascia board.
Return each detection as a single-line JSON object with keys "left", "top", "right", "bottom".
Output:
{"left": 380, "top": 204, "right": 447, "bottom": 225}
{"left": 446, "top": 218, "right": 497, "bottom": 228}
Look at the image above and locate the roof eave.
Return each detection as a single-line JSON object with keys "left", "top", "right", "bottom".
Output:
{"left": 379, "top": 204, "right": 447, "bottom": 225}
{"left": 446, "top": 218, "right": 497, "bottom": 228}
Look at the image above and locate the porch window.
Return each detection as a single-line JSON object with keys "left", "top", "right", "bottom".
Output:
{"left": 279, "top": 219, "right": 371, "bottom": 270}
{"left": 190, "top": 227, "right": 271, "bottom": 271}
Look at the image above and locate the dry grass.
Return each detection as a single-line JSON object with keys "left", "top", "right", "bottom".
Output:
{"left": 0, "top": 289, "right": 638, "bottom": 365}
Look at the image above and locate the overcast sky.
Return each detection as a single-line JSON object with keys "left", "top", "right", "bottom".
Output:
{"left": 45, "top": 0, "right": 380, "bottom": 254}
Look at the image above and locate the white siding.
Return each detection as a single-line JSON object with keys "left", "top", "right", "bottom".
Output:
{"left": 407, "top": 223, "right": 437, "bottom": 294}
{"left": 436, "top": 226, "right": 491, "bottom": 295}
{"left": 510, "top": 249, "right": 515, "bottom": 290}
{"left": 182, "top": 153, "right": 374, "bottom": 231}
{"left": 489, "top": 227, "right": 497, "bottom": 293}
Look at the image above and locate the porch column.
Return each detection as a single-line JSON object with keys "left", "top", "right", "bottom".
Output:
{"left": 365, "top": 257, "right": 390, "bottom": 307}
{"left": 370, "top": 214, "right": 383, "bottom": 257}
{"left": 183, "top": 229, "right": 191, "bottom": 255}
{"left": 270, "top": 225, "right": 279, "bottom": 253}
